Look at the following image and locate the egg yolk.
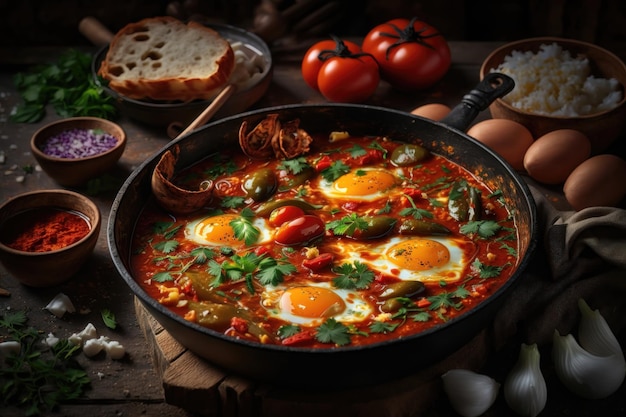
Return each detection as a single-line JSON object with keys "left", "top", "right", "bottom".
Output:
{"left": 191, "top": 214, "right": 241, "bottom": 246}
{"left": 279, "top": 286, "right": 346, "bottom": 318}
{"left": 388, "top": 239, "right": 450, "bottom": 270}
{"left": 333, "top": 169, "right": 396, "bottom": 197}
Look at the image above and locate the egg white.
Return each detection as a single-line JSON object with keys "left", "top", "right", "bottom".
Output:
{"left": 261, "top": 281, "right": 373, "bottom": 326}
{"left": 184, "top": 213, "right": 273, "bottom": 247}
{"left": 334, "top": 236, "right": 474, "bottom": 284}
{"left": 317, "top": 167, "right": 401, "bottom": 202}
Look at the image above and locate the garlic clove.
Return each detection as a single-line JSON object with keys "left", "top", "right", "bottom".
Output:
{"left": 441, "top": 369, "right": 500, "bottom": 417}
{"left": 577, "top": 298, "right": 624, "bottom": 361}
{"left": 552, "top": 330, "right": 626, "bottom": 399}
{"left": 504, "top": 343, "right": 547, "bottom": 417}
{"left": 44, "top": 293, "right": 76, "bottom": 318}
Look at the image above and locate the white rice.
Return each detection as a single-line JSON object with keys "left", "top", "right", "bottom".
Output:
{"left": 492, "top": 43, "right": 623, "bottom": 116}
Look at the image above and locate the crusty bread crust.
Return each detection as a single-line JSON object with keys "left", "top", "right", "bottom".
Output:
{"left": 98, "top": 16, "right": 235, "bottom": 102}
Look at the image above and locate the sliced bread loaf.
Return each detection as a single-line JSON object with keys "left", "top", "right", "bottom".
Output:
{"left": 98, "top": 16, "right": 234, "bottom": 102}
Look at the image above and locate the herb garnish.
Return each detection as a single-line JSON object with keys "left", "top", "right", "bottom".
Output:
{"left": 321, "top": 161, "right": 351, "bottom": 182}
{"left": 208, "top": 252, "right": 295, "bottom": 291}
{"left": 316, "top": 318, "right": 351, "bottom": 346}
{"left": 230, "top": 208, "right": 260, "bottom": 245}
{"left": 326, "top": 213, "right": 369, "bottom": 237}
{"left": 278, "top": 157, "right": 311, "bottom": 174}
{"left": 460, "top": 220, "right": 502, "bottom": 239}
{"left": 332, "top": 261, "right": 374, "bottom": 290}
{"left": 399, "top": 193, "right": 434, "bottom": 219}
{"left": 11, "top": 50, "right": 117, "bottom": 123}
{"left": 0, "top": 311, "right": 90, "bottom": 415}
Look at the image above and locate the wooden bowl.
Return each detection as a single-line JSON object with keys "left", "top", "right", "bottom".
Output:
{"left": 480, "top": 37, "right": 626, "bottom": 153}
{"left": 31, "top": 117, "right": 126, "bottom": 187}
{"left": 0, "top": 189, "right": 101, "bottom": 287}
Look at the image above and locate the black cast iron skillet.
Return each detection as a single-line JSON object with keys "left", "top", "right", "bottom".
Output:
{"left": 108, "top": 73, "right": 538, "bottom": 389}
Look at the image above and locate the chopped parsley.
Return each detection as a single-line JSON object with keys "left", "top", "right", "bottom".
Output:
{"left": 278, "top": 157, "right": 311, "bottom": 175}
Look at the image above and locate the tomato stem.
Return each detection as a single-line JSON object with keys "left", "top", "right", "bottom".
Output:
{"left": 379, "top": 17, "right": 441, "bottom": 59}
{"left": 317, "top": 34, "right": 374, "bottom": 62}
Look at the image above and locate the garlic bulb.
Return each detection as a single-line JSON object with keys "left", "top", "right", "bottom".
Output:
{"left": 504, "top": 343, "right": 547, "bottom": 417}
{"left": 441, "top": 369, "right": 500, "bottom": 417}
{"left": 577, "top": 298, "right": 625, "bottom": 361}
{"left": 552, "top": 330, "right": 626, "bottom": 399}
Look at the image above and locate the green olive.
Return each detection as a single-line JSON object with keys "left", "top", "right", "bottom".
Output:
{"left": 255, "top": 198, "right": 318, "bottom": 217}
{"left": 379, "top": 281, "right": 425, "bottom": 300}
{"left": 355, "top": 216, "right": 397, "bottom": 240}
{"left": 242, "top": 167, "right": 277, "bottom": 201}
{"left": 397, "top": 218, "right": 451, "bottom": 236}
{"left": 390, "top": 144, "right": 430, "bottom": 167}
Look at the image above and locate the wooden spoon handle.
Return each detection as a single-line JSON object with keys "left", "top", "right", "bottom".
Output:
{"left": 79, "top": 16, "right": 114, "bottom": 46}
{"left": 173, "top": 84, "right": 237, "bottom": 139}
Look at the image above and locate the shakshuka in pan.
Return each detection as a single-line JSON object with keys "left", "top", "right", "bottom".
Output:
{"left": 129, "top": 114, "right": 520, "bottom": 349}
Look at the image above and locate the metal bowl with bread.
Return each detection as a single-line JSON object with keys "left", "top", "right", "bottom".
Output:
{"left": 480, "top": 37, "right": 626, "bottom": 153}
{"left": 84, "top": 17, "right": 273, "bottom": 128}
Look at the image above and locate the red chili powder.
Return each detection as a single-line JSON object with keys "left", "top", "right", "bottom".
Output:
{"left": 1, "top": 207, "right": 91, "bottom": 252}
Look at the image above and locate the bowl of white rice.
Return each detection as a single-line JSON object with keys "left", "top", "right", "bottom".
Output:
{"left": 480, "top": 37, "right": 626, "bottom": 153}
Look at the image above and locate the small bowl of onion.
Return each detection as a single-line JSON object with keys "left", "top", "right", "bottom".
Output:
{"left": 0, "top": 189, "right": 101, "bottom": 287}
{"left": 480, "top": 37, "right": 626, "bottom": 153}
{"left": 31, "top": 116, "right": 126, "bottom": 187}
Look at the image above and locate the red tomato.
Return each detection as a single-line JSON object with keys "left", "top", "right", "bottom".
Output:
{"left": 362, "top": 18, "right": 451, "bottom": 90}
{"left": 269, "top": 205, "right": 305, "bottom": 227}
{"left": 301, "top": 36, "right": 380, "bottom": 103}
{"left": 274, "top": 215, "right": 325, "bottom": 246}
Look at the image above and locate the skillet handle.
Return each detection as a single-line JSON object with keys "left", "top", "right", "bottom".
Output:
{"left": 440, "top": 72, "right": 514, "bottom": 132}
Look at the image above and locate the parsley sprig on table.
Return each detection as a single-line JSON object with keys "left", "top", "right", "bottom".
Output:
{"left": 11, "top": 49, "right": 117, "bottom": 123}
{"left": 0, "top": 311, "right": 90, "bottom": 416}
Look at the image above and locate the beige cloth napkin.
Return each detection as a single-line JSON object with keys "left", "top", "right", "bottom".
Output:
{"left": 491, "top": 184, "right": 626, "bottom": 349}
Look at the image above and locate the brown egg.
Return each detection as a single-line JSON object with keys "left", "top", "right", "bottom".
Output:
{"left": 523, "top": 129, "right": 591, "bottom": 184}
{"left": 563, "top": 154, "right": 626, "bottom": 211}
{"left": 411, "top": 103, "right": 451, "bottom": 121}
{"left": 467, "top": 119, "right": 534, "bottom": 170}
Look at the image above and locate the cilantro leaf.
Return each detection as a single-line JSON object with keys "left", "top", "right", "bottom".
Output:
{"left": 229, "top": 208, "right": 260, "bottom": 246}
{"left": 278, "top": 157, "right": 311, "bottom": 175}
{"left": 191, "top": 247, "right": 217, "bottom": 264}
{"left": 348, "top": 144, "right": 367, "bottom": 158}
{"left": 460, "top": 220, "right": 502, "bottom": 238}
{"left": 256, "top": 257, "right": 296, "bottom": 286}
{"left": 278, "top": 324, "right": 301, "bottom": 339}
{"left": 321, "top": 161, "right": 350, "bottom": 182}
{"left": 221, "top": 196, "right": 246, "bottom": 209}
{"left": 153, "top": 240, "right": 179, "bottom": 254}
{"left": 332, "top": 261, "right": 374, "bottom": 290}
{"left": 472, "top": 258, "right": 504, "bottom": 278}
{"left": 152, "top": 272, "right": 174, "bottom": 283}
{"left": 316, "top": 318, "right": 351, "bottom": 346}
{"left": 369, "top": 321, "right": 399, "bottom": 334}
{"left": 326, "top": 213, "right": 369, "bottom": 237}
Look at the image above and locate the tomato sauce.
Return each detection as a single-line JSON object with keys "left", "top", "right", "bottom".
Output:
{"left": 130, "top": 135, "right": 519, "bottom": 348}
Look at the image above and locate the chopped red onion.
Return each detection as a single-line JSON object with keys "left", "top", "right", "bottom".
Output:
{"left": 39, "top": 128, "right": 119, "bottom": 159}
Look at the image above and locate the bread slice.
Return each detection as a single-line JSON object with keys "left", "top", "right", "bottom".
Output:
{"left": 98, "top": 16, "right": 235, "bottom": 102}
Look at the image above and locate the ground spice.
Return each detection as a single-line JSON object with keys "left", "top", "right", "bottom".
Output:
{"left": 1, "top": 207, "right": 91, "bottom": 252}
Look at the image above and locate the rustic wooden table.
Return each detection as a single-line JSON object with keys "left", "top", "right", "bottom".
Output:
{"left": 1, "top": 41, "right": 625, "bottom": 417}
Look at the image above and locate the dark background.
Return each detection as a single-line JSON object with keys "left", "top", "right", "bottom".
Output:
{"left": 2, "top": 0, "right": 626, "bottom": 47}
